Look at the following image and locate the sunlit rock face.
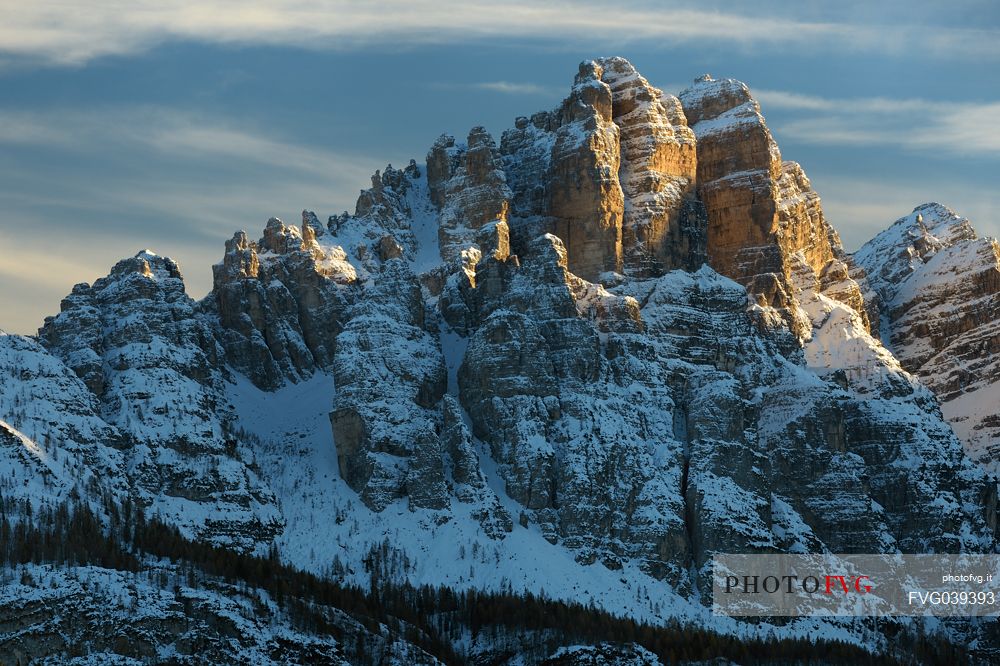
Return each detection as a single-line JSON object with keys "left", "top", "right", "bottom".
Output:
{"left": 855, "top": 203, "right": 1000, "bottom": 469}
{"left": 496, "top": 58, "right": 705, "bottom": 282}
{"left": 678, "top": 75, "right": 869, "bottom": 339}
{"left": 598, "top": 57, "right": 702, "bottom": 277}
{"left": 430, "top": 59, "right": 995, "bottom": 587}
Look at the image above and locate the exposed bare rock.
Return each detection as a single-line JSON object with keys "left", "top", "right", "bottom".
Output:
{"left": 426, "top": 133, "right": 463, "bottom": 209}
{"left": 498, "top": 59, "right": 705, "bottom": 280}
{"left": 499, "top": 112, "right": 557, "bottom": 247}
{"left": 678, "top": 76, "right": 865, "bottom": 338}
{"left": 775, "top": 162, "right": 840, "bottom": 279}
{"left": 428, "top": 127, "right": 512, "bottom": 263}
{"left": 3, "top": 56, "right": 998, "bottom": 659}
{"left": 456, "top": 233, "right": 692, "bottom": 579}
{"left": 208, "top": 219, "right": 354, "bottom": 390}
{"left": 679, "top": 76, "right": 780, "bottom": 275}
{"left": 596, "top": 56, "right": 701, "bottom": 276}
{"left": 545, "top": 61, "right": 625, "bottom": 281}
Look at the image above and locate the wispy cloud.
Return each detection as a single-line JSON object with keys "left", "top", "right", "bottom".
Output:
{"left": 2, "top": 1, "right": 999, "bottom": 66}
{"left": 0, "top": 107, "right": 372, "bottom": 181}
{"left": 0, "top": 105, "right": 378, "bottom": 333}
{"left": 472, "top": 81, "right": 552, "bottom": 95}
{"left": 753, "top": 89, "right": 1000, "bottom": 157}
{"left": 755, "top": 89, "right": 931, "bottom": 114}
{"left": 0, "top": 230, "right": 109, "bottom": 292}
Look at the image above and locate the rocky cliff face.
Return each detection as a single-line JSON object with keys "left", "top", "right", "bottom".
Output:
{"left": 427, "top": 128, "right": 513, "bottom": 264}
{"left": 425, "top": 62, "right": 992, "bottom": 589}
{"left": 601, "top": 58, "right": 700, "bottom": 277}
{"left": 37, "top": 251, "right": 282, "bottom": 549}
{"left": 1, "top": 56, "right": 998, "bottom": 663}
{"left": 855, "top": 203, "right": 1000, "bottom": 469}
{"left": 677, "top": 75, "right": 868, "bottom": 339}
{"left": 495, "top": 57, "right": 704, "bottom": 282}
{"left": 208, "top": 215, "right": 356, "bottom": 390}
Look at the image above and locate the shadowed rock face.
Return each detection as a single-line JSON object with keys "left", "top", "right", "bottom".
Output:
{"left": 38, "top": 251, "right": 283, "bottom": 549}
{"left": 208, "top": 217, "right": 355, "bottom": 391}
{"left": 427, "top": 127, "right": 512, "bottom": 264}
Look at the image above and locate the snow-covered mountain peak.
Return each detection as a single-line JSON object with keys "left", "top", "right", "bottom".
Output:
{"left": 855, "top": 203, "right": 1000, "bottom": 470}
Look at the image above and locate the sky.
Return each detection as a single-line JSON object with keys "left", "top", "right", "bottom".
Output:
{"left": 1, "top": 1, "right": 998, "bottom": 334}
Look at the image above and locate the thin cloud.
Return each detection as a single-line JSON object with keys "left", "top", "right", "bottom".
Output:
{"left": 0, "top": 107, "right": 373, "bottom": 182}
{"left": 473, "top": 81, "right": 552, "bottom": 95}
{"left": 0, "top": 106, "right": 378, "bottom": 236}
{"left": 776, "top": 108, "right": 1000, "bottom": 157}
{"left": 756, "top": 89, "right": 957, "bottom": 114}
{"left": 752, "top": 90, "right": 1000, "bottom": 157}
{"left": 0, "top": 230, "right": 108, "bottom": 292}
{"left": 1, "top": 1, "right": 999, "bottom": 66}
{"left": 0, "top": 105, "right": 381, "bottom": 333}
{"left": 0, "top": 112, "right": 78, "bottom": 146}
{"left": 804, "top": 174, "right": 1000, "bottom": 251}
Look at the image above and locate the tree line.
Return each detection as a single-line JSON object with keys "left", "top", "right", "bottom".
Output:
{"left": 0, "top": 492, "right": 977, "bottom": 665}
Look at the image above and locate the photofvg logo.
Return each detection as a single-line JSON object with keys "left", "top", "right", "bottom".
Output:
{"left": 712, "top": 554, "right": 1000, "bottom": 617}
{"left": 723, "top": 572, "right": 872, "bottom": 595}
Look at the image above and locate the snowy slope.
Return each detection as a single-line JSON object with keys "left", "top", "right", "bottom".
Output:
{"left": 0, "top": 332, "right": 129, "bottom": 516}
{"left": 855, "top": 204, "right": 1000, "bottom": 469}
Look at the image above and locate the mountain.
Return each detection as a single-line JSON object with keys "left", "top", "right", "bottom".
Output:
{"left": 1, "top": 57, "right": 997, "bottom": 664}
{"left": 854, "top": 203, "right": 1000, "bottom": 470}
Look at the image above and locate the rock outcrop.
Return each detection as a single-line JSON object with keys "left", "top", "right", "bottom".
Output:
{"left": 208, "top": 216, "right": 355, "bottom": 390}
{"left": 330, "top": 256, "right": 447, "bottom": 512}
{"left": 545, "top": 61, "right": 625, "bottom": 280}
{"left": 497, "top": 58, "right": 704, "bottom": 280}
{"left": 427, "top": 128, "right": 512, "bottom": 263}
{"left": 678, "top": 75, "right": 867, "bottom": 338}
{"left": 600, "top": 57, "right": 702, "bottom": 276}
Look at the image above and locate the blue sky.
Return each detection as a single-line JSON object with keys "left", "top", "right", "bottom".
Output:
{"left": 1, "top": 0, "right": 998, "bottom": 333}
